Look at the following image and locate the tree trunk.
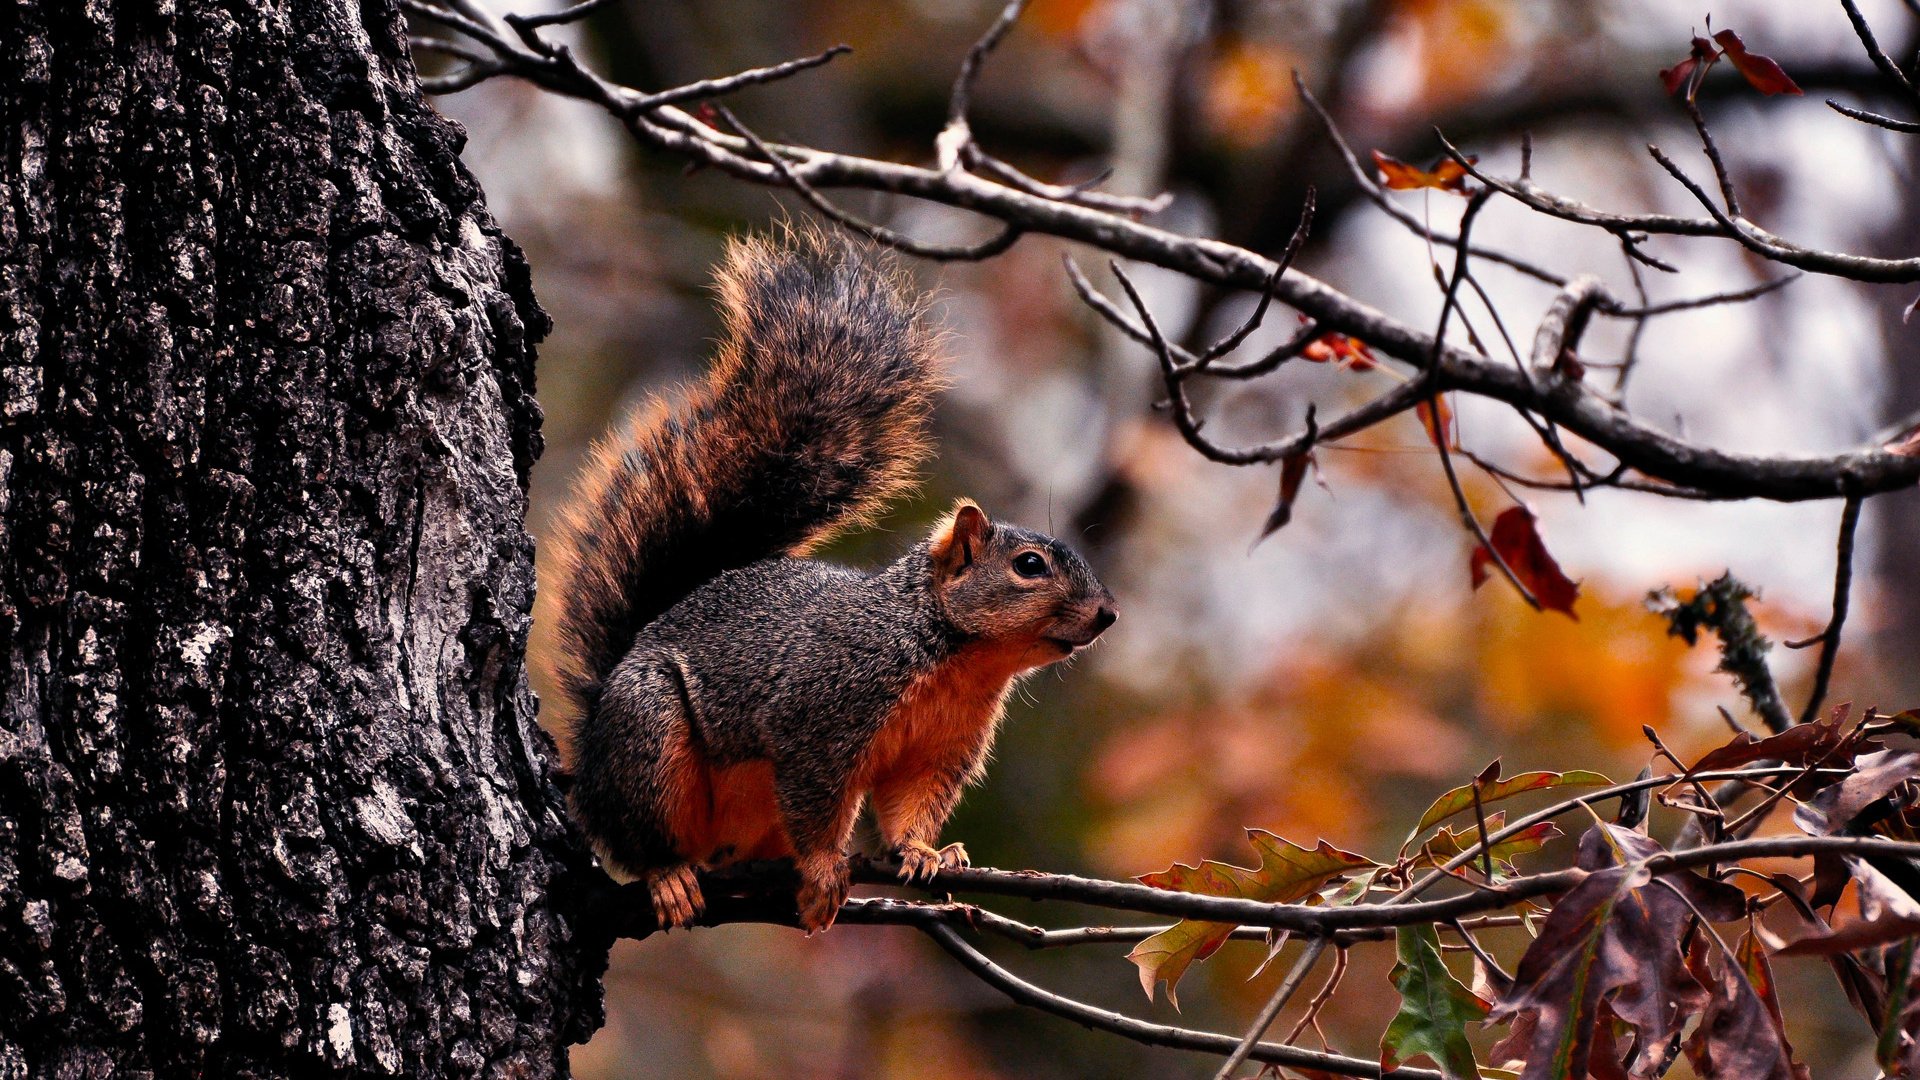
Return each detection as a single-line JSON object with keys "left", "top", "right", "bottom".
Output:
{"left": 0, "top": 2, "right": 603, "bottom": 1075}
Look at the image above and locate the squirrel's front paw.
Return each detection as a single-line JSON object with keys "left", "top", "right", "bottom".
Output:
{"left": 897, "top": 840, "right": 969, "bottom": 885}
{"left": 795, "top": 854, "right": 851, "bottom": 934}
{"left": 645, "top": 864, "right": 705, "bottom": 930}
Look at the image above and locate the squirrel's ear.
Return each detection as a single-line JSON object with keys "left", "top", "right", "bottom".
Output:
{"left": 930, "top": 499, "right": 991, "bottom": 578}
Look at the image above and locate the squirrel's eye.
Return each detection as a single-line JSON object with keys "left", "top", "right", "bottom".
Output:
{"left": 1012, "top": 552, "right": 1050, "bottom": 579}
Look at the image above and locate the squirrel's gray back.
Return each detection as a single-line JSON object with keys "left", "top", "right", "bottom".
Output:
{"left": 603, "top": 553, "right": 952, "bottom": 761}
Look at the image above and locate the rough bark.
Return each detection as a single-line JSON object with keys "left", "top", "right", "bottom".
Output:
{"left": 0, "top": 2, "right": 602, "bottom": 1076}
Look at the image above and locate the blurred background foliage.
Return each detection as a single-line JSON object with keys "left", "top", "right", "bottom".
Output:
{"left": 433, "top": 0, "right": 1918, "bottom": 1074}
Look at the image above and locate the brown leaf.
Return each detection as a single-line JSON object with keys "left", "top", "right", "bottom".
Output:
{"left": 1793, "top": 749, "right": 1920, "bottom": 837}
{"left": 1779, "top": 910, "right": 1920, "bottom": 956}
{"left": 1372, "top": 149, "right": 1477, "bottom": 194}
{"left": 1470, "top": 506, "right": 1581, "bottom": 619}
{"left": 1682, "top": 930, "right": 1807, "bottom": 1079}
{"left": 1489, "top": 824, "right": 1747, "bottom": 1079}
{"left": 1713, "top": 29, "right": 1804, "bottom": 96}
{"left": 1688, "top": 706, "right": 1856, "bottom": 774}
{"left": 1418, "top": 813, "right": 1562, "bottom": 879}
{"left": 1260, "top": 451, "right": 1316, "bottom": 538}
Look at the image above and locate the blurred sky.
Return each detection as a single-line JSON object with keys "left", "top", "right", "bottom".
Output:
{"left": 429, "top": 1, "right": 1918, "bottom": 1075}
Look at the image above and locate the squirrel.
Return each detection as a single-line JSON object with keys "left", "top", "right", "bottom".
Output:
{"left": 547, "top": 228, "right": 1117, "bottom": 934}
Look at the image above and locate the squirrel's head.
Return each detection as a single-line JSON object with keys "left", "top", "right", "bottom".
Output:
{"left": 926, "top": 499, "right": 1117, "bottom": 668}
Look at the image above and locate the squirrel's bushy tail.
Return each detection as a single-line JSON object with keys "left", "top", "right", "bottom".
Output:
{"left": 548, "top": 228, "right": 941, "bottom": 728}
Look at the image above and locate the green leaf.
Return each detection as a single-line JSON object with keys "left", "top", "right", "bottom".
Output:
{"left": 1419, "top": 814, "right": 1561, "bottom": 880}
{"left": 1381, "top": 924, "right": 1490, "bottom": 1079}
{"left": 1412, "top": 760, "right": 1610, "bottom": 838}
{"left": 1129, "top": 831, "right": 1377, "bottom": 1006}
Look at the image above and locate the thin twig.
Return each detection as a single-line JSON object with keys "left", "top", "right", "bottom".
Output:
{"left": 1215, "top": 938, "right": 1332, "bottom": 1080}
{"left": 1800, "top": 495, "right": 1864, "bottom": 725}
{"left": 919, "top": 923, "right": 1429, "bottom": 1080}
{"left": 716, "top": 104, "right": 1024, "bottom": 261}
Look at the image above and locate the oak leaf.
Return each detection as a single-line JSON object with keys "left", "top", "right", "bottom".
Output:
{"left": 1489, "top": 824, "right": 1747, "bottom": 1079}
{"left": 1129, "top": 831, "right": 1376, "bottom": 1005}
{"left": 1413, "top": 759, "right": 1610, "bottom": 837}
{"left": 1684, "top": 930, "right": 1808, "bottom": 1079}
{"left": 1380, "top": 924, "right": 1489, "bottom": 1079}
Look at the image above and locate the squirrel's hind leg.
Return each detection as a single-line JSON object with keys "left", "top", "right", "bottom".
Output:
{"left": 575, "top": 657, "right": 715, "bottom": 928}
{"left": 771, "top": 762, "right": 865, "bottom": 933}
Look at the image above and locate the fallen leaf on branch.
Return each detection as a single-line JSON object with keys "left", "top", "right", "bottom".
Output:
{"left": 1470, "top": 506, "right": 1581, "bottom": 619}
{"left": 1130, "top": 831, "right": 1376, "bottom": 1005}
{"left": 1412, "top": 759, "right": 1610, "bottom": 837}
{"left": 1381, "top": 924, "right": 1490, "bottom": 1079}
{"left": 1372, "top": 149, "right": 1477, "bottom": 194}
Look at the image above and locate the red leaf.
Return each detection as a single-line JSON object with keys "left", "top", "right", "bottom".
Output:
{"left": 1713, "top": 29, "right": 1804, "bottom": 96}
{"left": 1372, "top": 149, "right": 1476, "bottom": 194}
{"left": 1660, "top": 36, "right": 1719, "bottom": 97}
{"left": 1469, "top": 506, "right": 1580, "bottom": 619}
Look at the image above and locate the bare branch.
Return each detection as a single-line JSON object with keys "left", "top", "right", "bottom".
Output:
{"left": 1437, "top": 131, "right": 1920, "bottom": 284}
{"left": 716, "top": 104, "right": 1024, "bottom": 262}
{"left": 1798, "top": 495, "right": 1864, "bottom": 725}
{"left": 505, "top": 0, "right": 618, "bottom": 31}
{"left": 919, "top": 923, "right": 1425, "bottom": 1080}
{"left": 1827, "top": 98, "right": 1920, "bottom": 133}
{"left": 406, "top": 3, "right": 1920, "bottom": 498}
{"left": 1296, "top": 75, "right": 1568, "bottom": 286}
{"left": 1841, "top": 0, "right": 1920, "bottom": 108}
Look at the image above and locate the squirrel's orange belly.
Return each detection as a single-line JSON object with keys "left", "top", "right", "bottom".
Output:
{"left": 693, "top": 760, "right": 793, "bottom": 862}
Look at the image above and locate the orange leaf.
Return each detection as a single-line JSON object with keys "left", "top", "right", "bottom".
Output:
{"left": 1301, "top": 332, "right": 1377, "bottom": 369}
{"left": 1417, "top": 396, "right": 1453, "bottom": 449}
{"left": 1713, "top": 29, "right": 1803, "bottom": 96}
{"left": 1372, "top": 150, "right": 1476, "bottom": 194}
{"left": 1470, "top": 506, "right": 1580, "bottom": 619}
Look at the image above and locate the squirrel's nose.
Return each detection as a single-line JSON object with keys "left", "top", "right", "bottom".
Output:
{"left": 1091, "top": 607, "right": 1117, "bottom": 635}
